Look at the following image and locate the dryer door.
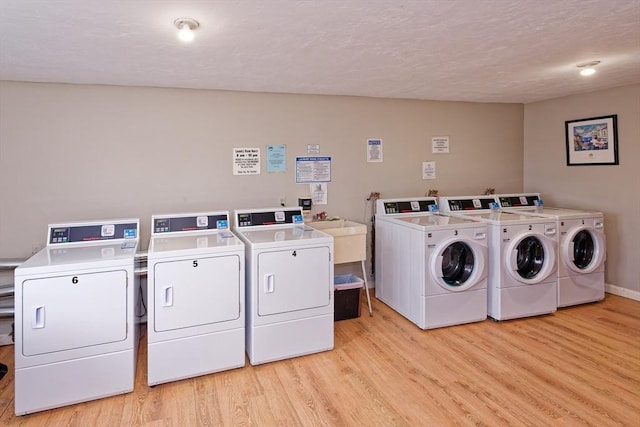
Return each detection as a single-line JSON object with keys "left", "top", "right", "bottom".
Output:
{"left": 506, "top": 233, "right": 556, "bottom": 284}
{"left": 561, "top": 226, "right": 605, "bottom": 274}
{"left": 153, "top": 254, "right": 241, "bottom": 332}
{"left": 22, "top": 270, "right": 128, "bottom": 356}
{"left": 430, "top": 238, "right": 487, "bottom": 292}
{"left": 257, "top": 246, "right": 331, "bottom": 316}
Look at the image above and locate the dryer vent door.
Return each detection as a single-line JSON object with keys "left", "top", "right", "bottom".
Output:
{"left": 257, "top": 246, "right": 331, "bottom": 316}
{"left": 22, "top": 270, "right": 128, "bottom": 356}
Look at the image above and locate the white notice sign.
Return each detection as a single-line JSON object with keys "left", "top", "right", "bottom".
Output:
{"left": 310, "top": 183, "right": 328, "bottom": 205}
{"left": 367, "top": 139, "right": 383, "bottom": 162}
{"left": 233, "top": 148, "right": 261, "bottom": 175}
{"left": 422, "top": 161, "right": 436, "bottom": 180}
{"left": 432, "top": 136, "right": 450, "bottom": 154}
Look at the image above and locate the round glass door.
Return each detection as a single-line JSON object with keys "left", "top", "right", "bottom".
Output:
{"left": 441, "top": 242, "right": 475, "bottom": 286}
{"left": 515, "top": 236, "right": 545, "bottom": 279}
{"left": 572, "top": 230, "right": 594, "bottom": 269}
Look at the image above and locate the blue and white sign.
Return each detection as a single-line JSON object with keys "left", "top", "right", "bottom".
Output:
{"left": 295, "top": 156, "right": 332, "bottom": 183}
{"left": 367, "top": 139, "right": 383, "bottom": 162}
{"left": 267, "top": 145, "right": 286, "bottom": 173}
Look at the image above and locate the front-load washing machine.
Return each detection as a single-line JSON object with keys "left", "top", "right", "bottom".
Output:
{"left": 14, "top": 219, "right": 140, "bottom": 415}
{"left": 147, "top": 211, "right": 245, "bottom": 386}
{"left": 375, "top": 198, "right": 488, "bottom": 329}
{"left": 233, "top": 207, "right": 334, "bottom": 365}
{"left": 440, "top": 196, "right": 558, "bottom": 320}
{"left": 374, "top": 197, "right": 439, "bottom": 304}
{"left": 496, "top": 193, "right": 606, "bottom": 307}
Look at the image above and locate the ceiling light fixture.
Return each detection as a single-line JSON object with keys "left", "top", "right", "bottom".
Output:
{"left": 174, "top": 18, "right": 199, "bottom": 42}
{"left": 577, "top": 60, "right": 600, "bottom": 76}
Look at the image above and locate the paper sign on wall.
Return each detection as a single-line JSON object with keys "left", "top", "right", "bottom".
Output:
{"left": 367, "top": 139, "right": 383, "bottom": 162}
{"left": 422, "top": 161, "right": 436, "bottom": 179}
{"left": 295, "top": 156, "right": 332, "bottom": 183}
{"left": 233, "top": 148, "right": 261, "bottom": 175}
{"left": 432, "top": 136, "right": 450, "bottom": 153}
{"left": 267, "top": 145, "right": 286, "bottom": 173}
{"left": 310, "top": 183, "right": 328, "bottom": 205}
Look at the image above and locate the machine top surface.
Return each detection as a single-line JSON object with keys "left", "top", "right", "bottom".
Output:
{"left": 393, "top": 213, "right": 485, "bottom": 228}
{"left": 236, "top": 225, "right": 331, "bottom": 245}
{"left": 149, "top": 232, "right": 243, "bottom": 254}
{"left": 503, "top": 206, "right": 603, "bottom": 219}
{"left": 451, "top": 210, "right": 557, "bottom": 225}
{"left": 17, "top": 242, "right": 138, "bottom": 271}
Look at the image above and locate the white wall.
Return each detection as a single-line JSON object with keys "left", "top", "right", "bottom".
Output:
{"left": 0, "top": 81, "right": 524, "bottom": 261}
{"left": 523, "top": 84, "right": 640, "bottom": 293}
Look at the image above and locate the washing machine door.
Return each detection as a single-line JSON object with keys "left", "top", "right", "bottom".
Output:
{"left": 430, "top": 238, "right": 487, "bottom": 291}
{"left": 506, "top": 232, "right": 556, "bottom": 284}
{"left": 561, "top": 226, "right": 605, "bottom": 274}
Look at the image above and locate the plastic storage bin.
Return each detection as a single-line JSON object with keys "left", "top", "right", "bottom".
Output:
{"left": 334, "top": 274, "right": 364, "bottom": 321}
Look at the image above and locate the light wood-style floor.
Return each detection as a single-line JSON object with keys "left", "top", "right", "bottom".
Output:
{"left": 0, "top": 293, "right": 638, "bottom": 426}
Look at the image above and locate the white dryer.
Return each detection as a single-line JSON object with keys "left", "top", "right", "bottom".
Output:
{"left": 497, "top": 193, "right": 606, "bottom": 307}
{"left": 147, "top": 212, "right": 245, "bottom": 386}
{"left": 233, "top": 207, "right": 334, "bottom": 365}
{"left": 14, "top": 219, "right": 140, "bottom": 415}
{"left": 440, "top": 196, "right": 558, "bottom": 321}
{"left": 375, "top": 198, "right": 488, "bottom": 329}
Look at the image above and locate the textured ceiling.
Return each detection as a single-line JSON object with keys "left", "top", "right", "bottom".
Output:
{"left": 1, "top": 0, "right": 639, "bottom": 103}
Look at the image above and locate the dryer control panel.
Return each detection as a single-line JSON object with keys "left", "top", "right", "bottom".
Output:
{"left": 235, "top": 208, "right": 304, "bottom": 227}
{"left": 152, "top": 212, "right": 229, "bottom": 234}
{"left": 48, "top": 220, "right": 139, "bottom": 245}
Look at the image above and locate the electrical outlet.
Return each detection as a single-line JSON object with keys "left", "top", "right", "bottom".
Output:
{"left": 279, "top": 196, "right": 286, "bottom": 206}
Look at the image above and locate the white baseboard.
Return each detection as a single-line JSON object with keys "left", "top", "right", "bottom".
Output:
{"left": 605, "top": 284, "right": 640, "bottom": 301}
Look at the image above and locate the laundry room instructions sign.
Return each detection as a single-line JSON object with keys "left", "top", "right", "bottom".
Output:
{"left": 233, "top": 148, "right": 261, "bottom": 175}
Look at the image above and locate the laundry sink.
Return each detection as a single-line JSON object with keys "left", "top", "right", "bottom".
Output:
{"left": 308, "top": 220, "right": 367, "bottom": 264}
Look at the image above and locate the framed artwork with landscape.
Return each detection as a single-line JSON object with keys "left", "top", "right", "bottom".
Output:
{"left": 565, "top": 115, "right": 619, "bottom": 166}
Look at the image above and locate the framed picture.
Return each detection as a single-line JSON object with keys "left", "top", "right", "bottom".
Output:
{"left": 565, "top": 115, "right": 619, "bottom": 166}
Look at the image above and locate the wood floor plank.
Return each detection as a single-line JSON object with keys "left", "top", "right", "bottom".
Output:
{"left": 0, "top": 293, "right": 638, "bottom": 426}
